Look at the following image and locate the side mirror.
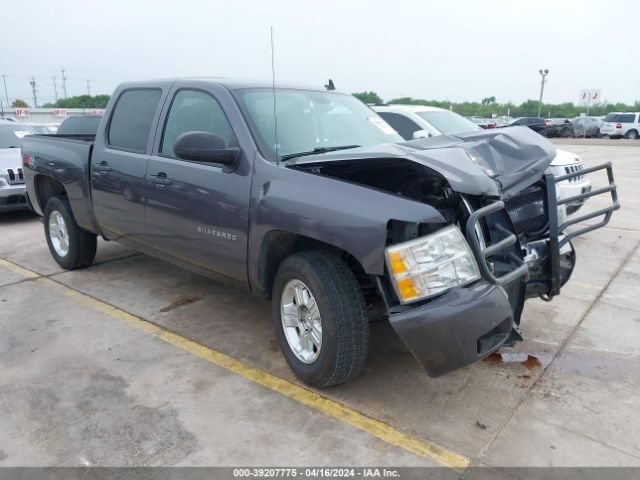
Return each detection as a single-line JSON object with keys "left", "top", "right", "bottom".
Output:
{"left": 174, "top": 131, "right": 239, "bottom": 169}
{"left": 412, "top": 129, "right": 430, "bottom": 139}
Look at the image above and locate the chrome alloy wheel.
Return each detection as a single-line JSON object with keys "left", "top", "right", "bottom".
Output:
{"left": 280, "top": 279, "right": 322, "bottom": 364}
{"left": 48, "top": 210, "right": 69, "bottom": 257}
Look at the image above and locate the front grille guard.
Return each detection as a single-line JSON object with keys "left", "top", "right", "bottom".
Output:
{"left": 545, "top": 161, "right": 619, "bottom": 296}
{"left": 465, "top": 201, "right": 530, "bottom": 287}
{"left": 466, "top": 161, "right": 619, "bottom": 297}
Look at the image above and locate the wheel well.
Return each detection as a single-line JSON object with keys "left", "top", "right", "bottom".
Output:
{"left": 256, "top": 231, "right": 375, "bottom": 301}
{"left": 34, "top": 175, "right": 67, "bottom": 211}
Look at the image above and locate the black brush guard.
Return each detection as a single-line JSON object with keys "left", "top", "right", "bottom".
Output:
{"left": 466, "top": 162, "right": 619, "bottom": 298}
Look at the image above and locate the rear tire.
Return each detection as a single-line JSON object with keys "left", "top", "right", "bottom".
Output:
{"left": 272, "top": 251, "right": 369, "bottom": 388}
{"left": 44, "top": 197, "right": 97, "bottom": 270}
{"left": 625, "top": 130, "right": 638, "bottom": 140}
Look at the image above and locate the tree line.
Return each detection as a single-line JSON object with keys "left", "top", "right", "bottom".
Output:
{"left": 352, "top": 92, "right": 640, "bottom": 118}
{"left": 10, "top": 95, "right": 110, "bottom": 109}
{"left": 10, "top": 92, "right": 639, "bottom": 118}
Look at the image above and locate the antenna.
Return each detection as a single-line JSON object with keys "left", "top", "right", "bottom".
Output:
{"left": 271, "top": 26, "right": 280, "bottom": 165}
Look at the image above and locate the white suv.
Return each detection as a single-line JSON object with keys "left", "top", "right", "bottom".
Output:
{"left": 373, "top": 105, "right": 591, "bottom": 216}
{"left": 0, "top": 120, "right": 35, "bottom": 212}
{"left": 599, "top": 112, "right": 639, "bottom": 139}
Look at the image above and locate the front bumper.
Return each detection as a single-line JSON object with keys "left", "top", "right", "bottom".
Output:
{"left": 386, "top": 162, "right": 619, "bottom": 376}
{"left": 389, "top": 280, "right": 513, "bottom": 376}
{"left": 0, "top": 184, "right": 28, "bottom": 212}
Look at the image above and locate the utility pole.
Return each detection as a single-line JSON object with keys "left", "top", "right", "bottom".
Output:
{"left": 86, "top": 79, "right": 91, "bottom": 96}
{"left": 30, "top": 76, "right": 38, "bottom": 108}
{"left": 537, "top": 69, "right": 549, "bottom": 117}
{"left": 2, "top": 74, "right": 8, "bottom": 106}
{"left": 61, "top": 67, "right": 68, "bottom": 99}
{"left": 53, "top": 75, "right": 58, "bottom": 102}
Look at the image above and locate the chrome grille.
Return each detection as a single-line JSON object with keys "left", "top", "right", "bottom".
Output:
{"left": 564, "top": 164, "right": 584, "bottom": 182}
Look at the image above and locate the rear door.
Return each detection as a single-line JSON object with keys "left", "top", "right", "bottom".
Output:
{"left": 144, "top": 81, "right": 254, "bottom": 284}
{"left": 90, "top": 85, "right": 168, "bottom": 245}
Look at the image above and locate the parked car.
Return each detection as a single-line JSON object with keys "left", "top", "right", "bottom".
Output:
{"left": 22, "top": 79, "right": 618, "bottom": 387}
{"left": 502, "top": 117, "right": 549, "bottom": 134}
{"left": 0, "top": 119, "right": 35, "bottom": 212}
{"left": 468, "top": 116, "right": 497, "bottom": 129}
{"left": 571, "top": 116, "right": 602, "bottom": 138}
{"left": 56, "top": 114, "right": 102, "bottom": 135}
{"left": 374, "top": 105, "right": 591, "bottom": 215}
{"left": 544, "top": 120, "right": 574, "bottom": 138}
{"left": 599, "top": 112, "right": 640, "bottom": 139}
{"left": 27, "top": 123, "right": 60, "bottom": 134}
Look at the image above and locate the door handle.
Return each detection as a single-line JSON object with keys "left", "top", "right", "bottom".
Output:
{"left": 151, "top": 172, "right": 172, "bottom": 186}
{"left": 94, "top": 161, "right": 112, "bottom": 172}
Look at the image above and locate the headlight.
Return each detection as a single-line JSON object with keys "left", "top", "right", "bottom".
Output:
{"left": 385, "top": 225, "right": 481, "bottom": 304}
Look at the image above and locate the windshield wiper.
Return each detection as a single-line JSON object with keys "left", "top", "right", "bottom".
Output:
{"left": 280, "top": 145, "right": 361, "bottom": 161}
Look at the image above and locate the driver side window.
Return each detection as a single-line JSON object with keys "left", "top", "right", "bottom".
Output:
{"left": 161, "top": 89, "right": 233, "bottom": 158}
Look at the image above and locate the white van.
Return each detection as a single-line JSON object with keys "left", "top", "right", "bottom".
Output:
{"left": 600, "top": 112, "right": 640, "bottom": 139}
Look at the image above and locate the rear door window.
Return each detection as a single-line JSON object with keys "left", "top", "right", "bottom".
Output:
{"left": 108, "top": 89, "right": 162, "bottom": 152}
{"left": 605, "top": 113, "right": 638, "bottom": 123}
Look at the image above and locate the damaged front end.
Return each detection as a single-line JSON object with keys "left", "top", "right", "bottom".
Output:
{"left": 289, "top": 128, "right": 619, "bottom": 376}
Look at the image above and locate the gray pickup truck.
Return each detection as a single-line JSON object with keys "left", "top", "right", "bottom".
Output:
{"left": 22, "top": 79, "right": 619, "bottom": 387}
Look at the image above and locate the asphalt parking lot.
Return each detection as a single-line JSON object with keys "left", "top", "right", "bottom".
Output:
{"left": 1, "top": 141, "right": 639, "bottom": 471}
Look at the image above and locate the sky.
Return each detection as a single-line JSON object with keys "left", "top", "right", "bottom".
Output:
{"left": 2, "top": 0, "right": 638, "bottom": 107}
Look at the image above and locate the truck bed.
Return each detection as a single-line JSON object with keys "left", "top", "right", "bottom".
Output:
{"left": 22, "top": 133, "right": 97, "bottom": 231}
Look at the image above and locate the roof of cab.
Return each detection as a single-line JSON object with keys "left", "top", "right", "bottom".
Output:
{"left": 116, "top": 77, "right": 340, "bottom": 93}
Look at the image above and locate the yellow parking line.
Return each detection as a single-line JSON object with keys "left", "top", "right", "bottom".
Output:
{"left": 0, "top": 258, "right": 41, "bottom": 279}
{"left": 2, "top": 258, "right": 470, "bottom": 469}
{"left": 570, "top": 281, "right": 605, "bottom": 291}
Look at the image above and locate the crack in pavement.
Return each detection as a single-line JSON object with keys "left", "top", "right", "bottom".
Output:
{"left": 473, "top": 239, "right": 640, "bottom": 465}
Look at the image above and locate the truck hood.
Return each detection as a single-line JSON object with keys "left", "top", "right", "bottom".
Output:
{"left": 288, "top": 126, "right": 556, "bottom": 197}
{"left": 0, "top": 148, "right": 22, "bottom": 170}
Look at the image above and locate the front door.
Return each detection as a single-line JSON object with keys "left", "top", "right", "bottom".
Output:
{"left": 145, "top": 86, "right": 252, "bottom": 283}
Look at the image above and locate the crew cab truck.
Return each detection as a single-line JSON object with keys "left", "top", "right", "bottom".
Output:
{"left": 22, "top": 79, "right": 619, "bottom": 387}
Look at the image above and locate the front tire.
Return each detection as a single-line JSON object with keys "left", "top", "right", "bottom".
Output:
{"left": 272, "top": 251, "right": 369, "bottom": 388}
{"left": 44, "top": 197, "right": 97, "bottom": 270}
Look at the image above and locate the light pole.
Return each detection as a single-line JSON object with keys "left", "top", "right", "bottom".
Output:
{"left": 537, "top": 69, "right": 549, "bottom": 117}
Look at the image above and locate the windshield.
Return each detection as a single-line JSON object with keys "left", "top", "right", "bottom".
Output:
{"left": 235, "top": 89, "right": 402, "bottom": 161}
{"left": 0, "top": 124, "right": 35, "bottom": 149}
{"left": 416, "top": 111, "right": 480, "bottom": 135}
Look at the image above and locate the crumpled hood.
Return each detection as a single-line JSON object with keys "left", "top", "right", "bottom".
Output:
{"left": 289, "top": 126, "right": 556, "bottom": 196}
